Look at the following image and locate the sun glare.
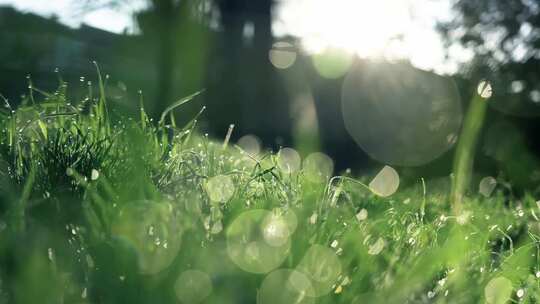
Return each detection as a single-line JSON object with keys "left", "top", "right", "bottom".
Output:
{"left": 275, "top": 0, "right": 463, "bottom": 72}
{"left": 278, "top": 0, "right": 410, "bottom": 56}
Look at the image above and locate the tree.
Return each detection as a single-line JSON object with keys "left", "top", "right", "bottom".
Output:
{"left": 439, "top": 0, "right": 540, "bottom": 116}
{"left": 440, "top": 0, "right": 540, "bottom": 192}
{"left": 79, "top": 0, "right": 291, "bottom": 143}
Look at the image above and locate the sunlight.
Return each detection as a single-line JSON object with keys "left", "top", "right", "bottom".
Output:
{"left": 277, "top": 0, "right": 410, "bottom": 56}
{"left": 318, "top": 0, "right": 407, "bottom": 57}
{"left": 275, "top": 0, "right": 466, "bottom": 73}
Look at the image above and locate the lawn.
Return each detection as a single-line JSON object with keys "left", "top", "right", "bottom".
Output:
{"left": 0, "top": 72, "right": 539, "bottom": 303}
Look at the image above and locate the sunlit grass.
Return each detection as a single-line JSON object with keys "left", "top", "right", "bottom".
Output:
{"left": 0, "top": 73, "right": 539, "bottom": 303}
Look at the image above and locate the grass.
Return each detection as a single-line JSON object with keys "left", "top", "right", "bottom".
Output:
{"left": 0, "top": 72, "right": 539, "bottom": 303}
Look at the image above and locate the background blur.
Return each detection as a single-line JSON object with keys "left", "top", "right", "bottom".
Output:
{"left": 1, "top": 0, "right": 540, "bottom": 189}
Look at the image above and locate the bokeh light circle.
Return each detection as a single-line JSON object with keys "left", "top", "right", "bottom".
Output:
{"left": 258, "top": 269, "right": 315, "bottom": 304}
{"left": 481, "top": 74, "right": 540, "bottom": 117}
{"left": 269, "top": 41, "right": 297, "bottom": 69}
{"left": 111, "top": 200, "right": 182, "bottom": 275}
{"left": 261, "top": 210, "right": 298, "bottom": 247}
{"left": 303, "top": 152, "right": 334, "bottom": 182}
{"left": 484, "top": 276, "right": 513, "bottom": 304}
{"left": 205, "top": 175, "right": 235, "bottom": 203}
{"left": 174, "top": 269, "right": 212, "bottom": 304}
{"left": 238, "top": 134, "right": 262, "bottom": 156}
{"left": 312, "top": 48, "right": 353, "bottom": 79}
{"left": 227, "top": 210, "right": 291, "bottom": 274}
{"left": 369, "top": 165, "right": 400, "bottom": 197}
{"left": 297, "top": 244, "right": 342, "bottom": 297}
{"left": 278, "top": 147, "right": 302, "bottom": 173}
{"left": 341, "top": 61, "right": 462, "bottom": 166}
{"left": 479, "top": 176, "right": 497, "bottom": 197}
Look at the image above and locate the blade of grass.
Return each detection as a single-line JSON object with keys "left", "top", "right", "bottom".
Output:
{"left": 159, "top": 90, "right": 204, "bottom": 127}
{"left": 451, "top": 83, "right": 490, "bottom": 215}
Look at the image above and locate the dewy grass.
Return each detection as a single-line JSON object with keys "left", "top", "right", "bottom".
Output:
{"left": 0, "top": 74, "right": 539, "bottom": 303}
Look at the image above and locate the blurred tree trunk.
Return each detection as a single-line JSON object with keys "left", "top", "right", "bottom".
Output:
{"left": 154, "top": 1, "right": 176, "bottom": 118}
{"left": 212, "top": 0, "right": 290, "bottom": 144}
{"left": 137, "top": 0, "right": 183, "bottom": 118}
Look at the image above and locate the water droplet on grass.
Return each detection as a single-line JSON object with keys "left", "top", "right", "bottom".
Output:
{"left": 342, "top": 63, "right": 462, "bottom": 166}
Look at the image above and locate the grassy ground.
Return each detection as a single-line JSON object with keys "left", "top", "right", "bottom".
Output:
{"left": 0, "top": 74, "right": 539, "bottom": 303}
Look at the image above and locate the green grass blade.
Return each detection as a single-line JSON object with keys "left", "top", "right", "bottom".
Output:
{"left": 451, "top": 85, "right": 489, "bottom": 214}
{"left": 159, "top": 90, "right": 204, "bottom": 126}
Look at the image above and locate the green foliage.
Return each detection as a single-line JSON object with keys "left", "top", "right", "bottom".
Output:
{"left": 0, "top": 75, "right": 539, "bottom": 303}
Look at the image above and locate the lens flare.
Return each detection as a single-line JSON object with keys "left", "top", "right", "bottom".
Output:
{"left": 269, "top": 41, "right": 297, "bottom": 69}
{"left": 111, "top": 200, "right": 181, "bottom": 275}
{"left": 342, "top": 61, "right": 462, "bottom": 166}
{"left": 479, "top": 176, "right": 497, "bottom": 197}
{"left": 238, "top": 134, "right": 262, "bottom": 156}
{"left": 227, "top": 210, "right": 291, "bottom": 274}
{"left": 258, "top": 269, "right": 315, "bottom": 304}
{"left": 205, "top": 175, "right": 235, "bottom": 203}
{"left": 261, "top": 210, "right": 297, "bottom": 247}
{"left": 484, "top": 276, "right": 513, "bottom": 304}
{"left": 297, "top": 244, "right": 342, "bottom": 297}
{"left": 174, "top": 270, "right": 212, "bottom": 304}
{"left": 369, "top": 165, "right": 400, "bottom": 197}
{"left": 312, "top": 48, "right": 353, "bottom": 79}
{"left": 303, "top": 152, "right": 334, "bottom": 182}
{"left": 278, "top": 147, "right": 302, "bottom": 173}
